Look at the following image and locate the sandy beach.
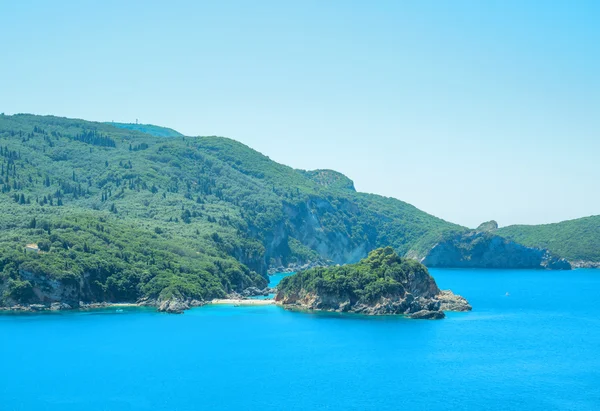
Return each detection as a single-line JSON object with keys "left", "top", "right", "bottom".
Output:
{"left": 210, "top": 299, "right": 276, "bottom": 306}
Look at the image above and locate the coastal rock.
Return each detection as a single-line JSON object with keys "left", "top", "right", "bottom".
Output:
{"left": 136, "top": 297, "right": 158, "bottom": 307}
{"left": 410, "top": 310, "right": 445, "bottom": 320}
{"left": 158, "top": 298, "right": 189, "bottom": 314}
{"left": 190, "top": 299, "right": 205, "bottom": 307}
{"left": 422, "top": 231, "right": 572, "bottom": 270}
{"left": 227, "top": 291, "right": 243, "bottom": 300}
{"left": 437, "top": 290, "right": 472, "bottom": 312}
{"left": 7, "top": 304, "right": 29, "bottom": 312}
{"left": 542, "top": 257, "right": 571, "bottom": 270}
{"left": 50, "top": 302, "right": 72, "bottom": 311}
{"left": 571, "top": 261, "right": 600, "bottom": 269}
{"left": 241, "top": 287, "right": 269, "bottom": 297}
{"left": 79, "top": 301, "right": 111, "bottom": 309}
{"left": 276, "top": 247, "right": 470, "bottom": 320}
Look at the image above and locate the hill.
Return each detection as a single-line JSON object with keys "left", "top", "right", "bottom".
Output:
{"left": 0, "top": 113, "right": 463, "bottom": 309}
{"left": 106, "top": 122, "right": 184, "bottom": 137}
{"left": 496, "top": 216, "right": 600, "bottom": 265}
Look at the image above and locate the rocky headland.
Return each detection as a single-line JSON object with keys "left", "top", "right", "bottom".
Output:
{"left": 422, "top": 231, "right": 571, "bottom": 270}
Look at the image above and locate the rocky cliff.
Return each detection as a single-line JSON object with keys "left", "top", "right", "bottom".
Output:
{"left": 421, "top": 231, "right": 571, "bottom": 270}
{"left": 279, "top": 198, "right": 375, "bottom": 265}
{"left": 476, "top": 220, "right": 499, "bottom": 232}
{"left": 275, "top": 247, "right": 471, "bottom": 319}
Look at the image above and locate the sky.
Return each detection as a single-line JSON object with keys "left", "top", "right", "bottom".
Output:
{"left": 1, "top": 0, "right": 598, "bottom": 228}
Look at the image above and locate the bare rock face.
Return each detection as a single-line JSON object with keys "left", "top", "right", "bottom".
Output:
{"left": 571, "top": 261, "right": 600, "bottom": 269}
{"left": 542, "top": 257, "right": 572, "bottom": 270}
{"left": 437, "top": 290, "right": 472, "bottom": 312}
{"left": 410, "top": 310, "right": 445, "bottom": 320}
{"left": 50, "top": 302, "right": 72, "bottom": 311}
{"left": 279, "top": 291, "right": 445, "bottom": 317}
{"left": 156, "top": 297, "right": 206, "bottom": 313}
{"left": 158, "top": 298, "right": 189, "bottom": 314}
{"left": 476, "top": 220, "right": 499, "bottom": 232}
{"left": 241, "top": 287, "right": 269, "bottom": 297}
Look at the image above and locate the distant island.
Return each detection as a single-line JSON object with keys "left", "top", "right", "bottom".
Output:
{"left": 0, "top": 114, "right": 597, "bottom": 313}
{"left": 276, "top": 247, "right": 471, "bottom": 319}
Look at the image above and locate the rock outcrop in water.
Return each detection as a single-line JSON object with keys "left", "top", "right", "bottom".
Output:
{"left": 422, "top": 231, "right": 571, "bottom": 270}
{"left": 437, "top": 290, "right": 472, "bottom": 311}
{"left": 275, "top": 247, "right": 471, "bottom": 319}
{"left": 154, "top": 297, "right": 205, "bottom": 314}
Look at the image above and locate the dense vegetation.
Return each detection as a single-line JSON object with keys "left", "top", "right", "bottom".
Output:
{"left": 0, "top": 197, "right": 265, "bottom": 305}
{"left": 106, "top": 122, "right": 183, "bottom": 137}
{"left": 277, "top": 247, "right": 437, "bottom": 304}
{"left": 0, "top": 113, "right": 462, "bottom": 305}
{"left": 497, "top": 216, "right": 600, "bottom": 263}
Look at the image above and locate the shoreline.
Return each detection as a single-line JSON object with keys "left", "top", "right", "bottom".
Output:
{"left": 103, "top": 303, "right": 139, "bottom": 307}
{"left": 0, "top": 302, "right": 143, "bottom": 313}
{"left": 0, "top": 299, "right": 279, "bottom": 313}
{"left": 209, "top": 298, "right": 276, "bottom": 306}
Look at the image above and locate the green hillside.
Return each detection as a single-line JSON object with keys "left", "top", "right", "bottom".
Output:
{"left": 106, "top": 122, "right": 184, "bottom": 137}
{"left": 497, "top": 216, "right": 600, "bottom": 263}
{"left": 0, "top": 113, "right": 462, "bottom": 307}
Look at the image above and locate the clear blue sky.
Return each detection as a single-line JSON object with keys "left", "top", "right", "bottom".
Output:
{"left": 1, "top": 0, "right": 598, "bottom": 228}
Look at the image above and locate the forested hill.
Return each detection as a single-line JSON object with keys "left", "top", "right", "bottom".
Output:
{"left": 0, "top": 113, "right": 463, "bottom": 307}
{"left": 496, "top": 216, "right": 600, "bottom": 264}
{"left": 105, "top": 122, "right": 184, "bottom": 137}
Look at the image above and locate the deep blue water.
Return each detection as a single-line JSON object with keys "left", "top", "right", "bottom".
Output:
{"left": 2, "top": 268, "right": 600, "bottom": 411}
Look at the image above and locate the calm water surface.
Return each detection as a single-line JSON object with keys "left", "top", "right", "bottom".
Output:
{"left": 2, "top": 268, "right": 600, "bottom": 410}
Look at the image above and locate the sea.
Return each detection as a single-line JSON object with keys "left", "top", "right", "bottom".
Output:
{"left": 1, "top": 268, "right": 599, "bottom": 411}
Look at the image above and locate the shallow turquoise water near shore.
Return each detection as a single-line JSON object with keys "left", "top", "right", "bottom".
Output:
{"left": 2, "top": 268, "right": 600, "bottom": 410}
{"left": 249, "top": 271, "right": 293, "bottom": 299}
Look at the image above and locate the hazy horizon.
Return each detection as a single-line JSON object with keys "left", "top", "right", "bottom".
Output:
{"left": 2, "top": 1, "right": 598, "bottom": 227}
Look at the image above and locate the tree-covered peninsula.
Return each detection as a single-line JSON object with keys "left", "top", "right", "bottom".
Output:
{"left": 496, "top": 216, "right": 600, "bottom": 267}
{"left": 276, "top": 247, "right": 471, "bottom": 319}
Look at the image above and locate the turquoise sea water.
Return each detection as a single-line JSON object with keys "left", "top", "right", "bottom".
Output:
{"left": 2, "top": 268, "right": 600, "bottom": 410}
{"left": 249, "top": 271, "right": 293, "bottom": 299}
